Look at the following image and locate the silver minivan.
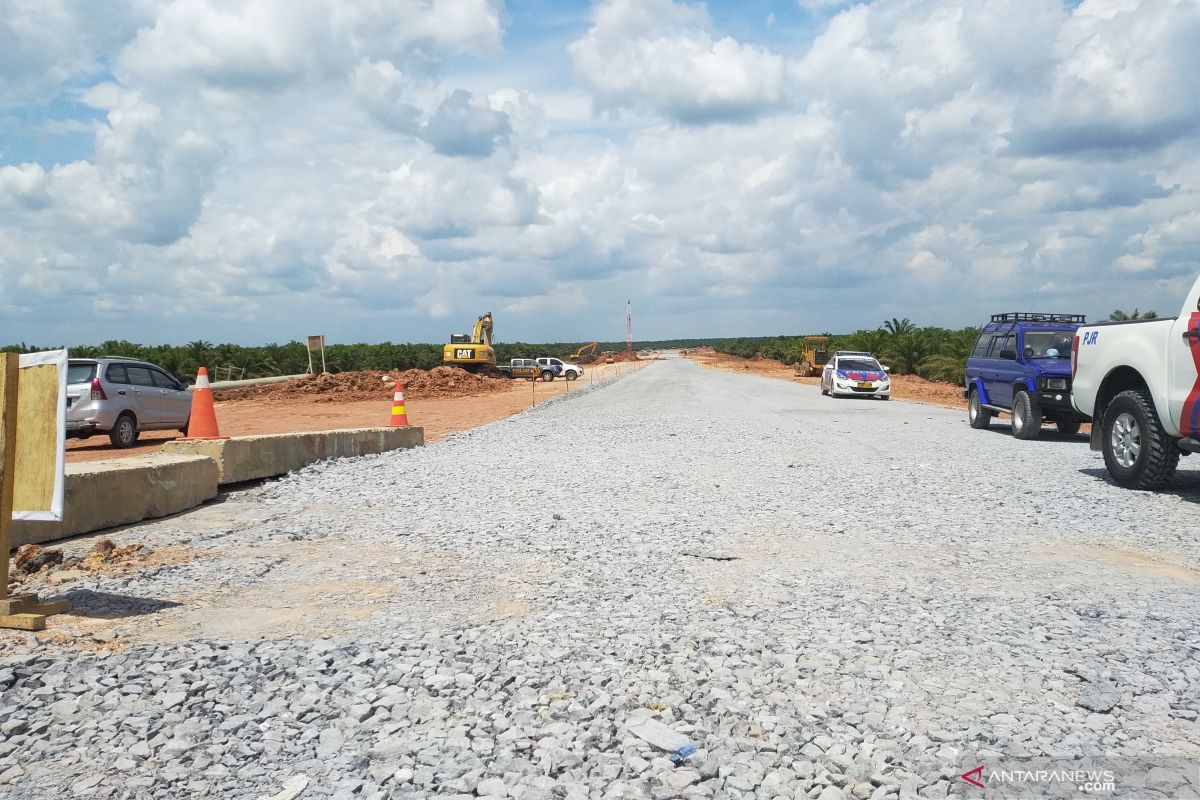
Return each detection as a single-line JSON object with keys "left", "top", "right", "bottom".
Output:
{"left": 67, "top": 358, "right": 192, "bottom": 448}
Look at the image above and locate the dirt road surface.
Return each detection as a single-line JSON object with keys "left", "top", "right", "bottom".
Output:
{"left": 7, "top": 357, "right": 1200, "bottom": 799}
{"left": 66, "top": 362, "right": 644, "bottom": 464}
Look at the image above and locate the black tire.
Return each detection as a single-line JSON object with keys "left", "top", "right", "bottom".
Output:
{"left": 109, "top": 414, "right": 139, "bottom": 449}
{"left": 540, "top": 371, "right": 555, "bottom": 382}
{"left": 1056, "top": 419, "right": 1082, "bottom": 436}
{"left": 1011, "top": 391, "right": 1040, "bottom": 440}
{"left": 565, "top": 372, "right": 578, "bottom": 382}
{"left": 879, "top": 395, "right": 891, "bottom": 401}
{"left": 968, "top": 388, "right": 993, "bottom": 429}
{"left": 1101, "top": 389, "right": 1180, "bottom": 490}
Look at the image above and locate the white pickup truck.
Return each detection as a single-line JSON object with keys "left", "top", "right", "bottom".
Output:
{"left": 1071, "top": 273, "right": 1200, "bottom": 489}
{"left": 536, "top": 357, "right": 583, "bottom": 381}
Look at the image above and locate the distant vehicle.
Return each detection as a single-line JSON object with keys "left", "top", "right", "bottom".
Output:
{"left": 537, "top": 357, "right": 582, "bottom": 381}
{"left": 795, "top": 336, "right": 831, "bottom": 377}
{"left": 498, "top": 359, "right": 555, "bottom": 381}
{"left": 443, "top": 312, "right": 498, "bottom": 375}
{"left": 820, "top": 351, "right": 891, "bottom": 399}
{"left": 66, "top": 357, "right": 192, "bottom": 448}
{"left": 1072, "top": 274, "right": 1200, "bottom": 489}
{"left": 602, "top": 350, "right": 617, "bottom": 364}
{"left": 567, "top": 342, "right": 599, "bottom": 364}
{"left": 964, "top": 313, "right": 1087, "bottom": 439}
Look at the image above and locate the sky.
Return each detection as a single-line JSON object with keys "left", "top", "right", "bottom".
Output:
{"left": 1, "top": 0, "right": 1198, "bottom": 346}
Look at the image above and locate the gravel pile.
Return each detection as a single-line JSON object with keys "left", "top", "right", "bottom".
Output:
{"left": 4, "top": 359, "right": 1200, "bottom": 799}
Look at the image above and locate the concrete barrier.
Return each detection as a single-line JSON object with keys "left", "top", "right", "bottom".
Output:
{"left": 11, "top": 454, "right": 219, "bottom": 548}
{"left": 163, "top": 427, "right": 424, "bottom": 484}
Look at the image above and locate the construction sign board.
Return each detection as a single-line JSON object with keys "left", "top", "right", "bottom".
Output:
{"left": 13, "top": 350, "right": 67, "bottom": 522}
{"left": 307, "top": 335, "right": 327, "bottom": 374}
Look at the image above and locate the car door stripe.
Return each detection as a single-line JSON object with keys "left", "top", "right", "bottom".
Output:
{"left": 1181, "top": 312, "right": 1200, "bottom": 437}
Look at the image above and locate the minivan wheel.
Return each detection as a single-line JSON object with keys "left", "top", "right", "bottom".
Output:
{"left": 109, "top": 414, "right": 139, "bottom": 449}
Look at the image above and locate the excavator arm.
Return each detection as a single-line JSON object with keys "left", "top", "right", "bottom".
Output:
{"left": 472, "top": 313, "right": 494, "bottom": 345}
{"left": 569, "top": 342, "right": 599, "bottom": 362}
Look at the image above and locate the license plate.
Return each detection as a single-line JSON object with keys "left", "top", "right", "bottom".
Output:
{"left": 857, "top": 382, "right": 873, "bottom": 388}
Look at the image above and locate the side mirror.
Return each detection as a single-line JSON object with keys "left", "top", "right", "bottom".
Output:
{"left": 1000, "top": 349, "right": 1017, "bottom": 360}
{"left": 882, "top": 366, "right": 891, "bottom": 372}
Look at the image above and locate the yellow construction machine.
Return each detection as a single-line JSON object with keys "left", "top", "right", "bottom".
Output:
{"left": 443, "top": 312, "right": 498, "bottom": 374}
{"left": 567, "top": 342, "right": 599, "bottom": 364}
{"left": 794, "top": 336, "right": 831, "bottom": 377}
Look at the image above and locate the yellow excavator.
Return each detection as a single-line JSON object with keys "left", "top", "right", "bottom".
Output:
{"left": 443, "top": 312, "right": 498, "bottom": 374}
{"left": 567, "top": 342, "right": 599, "bottom": 364}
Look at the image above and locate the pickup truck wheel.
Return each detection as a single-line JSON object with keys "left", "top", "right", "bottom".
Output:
{"left": 565, "top": 372, "right": 578, "bottom": 381}
{"left": 1011, "top": 391, "right": 1040, "bottom": 440}
{"left": 540, "top": 371, "right": 555, "bottom": 382}
{"left": 1056, "top": 419, "right": 1082, "bottom": 436}
{"left": 1102, "top": 389, "right": 1180, "bottom": 490}
{"left": 968, "top": 388, "right": 992, "bottom": 429}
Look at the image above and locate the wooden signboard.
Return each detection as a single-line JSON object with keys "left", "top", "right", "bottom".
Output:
{"left": 307, "top": 335, "right": 327, "bottom": 374}
{"left": 1, "top": 349, "right": 69, "bottom": 629}
{"left": 13, "top": 349, "right": 66, "bottom": 521}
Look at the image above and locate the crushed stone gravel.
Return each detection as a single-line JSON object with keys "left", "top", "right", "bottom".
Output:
{"left": 3, "top": 358, "right": 1200, "bottom": 800}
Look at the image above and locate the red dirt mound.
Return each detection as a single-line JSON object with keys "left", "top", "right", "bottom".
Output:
{"left": 215, "top": 367, "right": 511, "bottom": 403}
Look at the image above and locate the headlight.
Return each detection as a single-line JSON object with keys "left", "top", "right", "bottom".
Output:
{"left": 1044, "top": 378, "right": 1067, "bottom": 391}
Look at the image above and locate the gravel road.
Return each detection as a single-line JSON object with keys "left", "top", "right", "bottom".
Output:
{"left": 4, "top": 357, "right": 1200, "bottom": 799}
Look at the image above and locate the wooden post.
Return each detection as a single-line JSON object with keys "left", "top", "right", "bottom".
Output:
{"left": 0, "top": 353, "right": 17, "bottom": 601}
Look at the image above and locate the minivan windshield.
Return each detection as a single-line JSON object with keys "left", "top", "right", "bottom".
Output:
{"left": 1023, "top": 330, "right": 1073, "bottom": 359}
{"left": 838, "top": 358, "right": 882, "bottom": 372}
{"left": 67, "top": 363, "right": 96, "bottom": 384}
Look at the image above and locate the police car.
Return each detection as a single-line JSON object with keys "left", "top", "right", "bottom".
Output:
{"left": 820, "top": 351, "right": 892, "bottom": 399}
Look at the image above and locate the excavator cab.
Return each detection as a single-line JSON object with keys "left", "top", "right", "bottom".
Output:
{"left": 443, "top": 312, "right": 499, "bottom": 374}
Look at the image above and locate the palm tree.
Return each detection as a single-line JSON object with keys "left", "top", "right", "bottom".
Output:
{"left": 884, "top": 318, "right": 916, "bottom": 336}
{"left": 1109, "top": 309, "right": 1157, "bottom": 321}
{"left": 845, "top": 328, "right": 889, "bottom": 355}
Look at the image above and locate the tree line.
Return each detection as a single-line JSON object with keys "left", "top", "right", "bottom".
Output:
{"left": 0, "top": 338, "right": 707, "bottom": 381}
{"left": 1, "top": 309, "right": 1156, "bottom": 383}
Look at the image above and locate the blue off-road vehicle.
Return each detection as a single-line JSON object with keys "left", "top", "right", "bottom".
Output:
{"left": 964, "top": 313, "right": 1090, "bottom": 439}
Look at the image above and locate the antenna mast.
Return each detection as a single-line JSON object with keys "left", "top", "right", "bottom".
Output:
{"left": 626, "top": 300, "right": 633, "bottom": 354}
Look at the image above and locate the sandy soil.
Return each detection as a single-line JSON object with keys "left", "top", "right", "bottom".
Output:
{"left": 686, "top": 348, "right": 968, "bottom": 409}
{"left": 66, "top": 362, "right": 647, "bottom": 464}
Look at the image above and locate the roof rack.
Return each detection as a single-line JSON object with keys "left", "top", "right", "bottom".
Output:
{"left": 835, "top": 350, "right": 875, "bottom": 357}
{"left": 989, "top": 313, "right": 1086, "bottom": 324}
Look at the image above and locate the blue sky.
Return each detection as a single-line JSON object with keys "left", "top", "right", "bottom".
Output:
{"left": 2, "top": 0, "right": 1198, "bottom": 347}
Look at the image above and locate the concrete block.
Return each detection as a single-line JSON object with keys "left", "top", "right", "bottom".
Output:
{"left": 162, "top": 426, "right": 423, "bottom": 485}
{"left": 11, "top": 454, "right": 219, "bottom": 547}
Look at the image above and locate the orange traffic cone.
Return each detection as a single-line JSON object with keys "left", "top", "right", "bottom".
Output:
{"left": 390, "top": 381, "right": 409, "bottom": 428}
{"left": 183, "top": 367, "right": 228, "bottom": 440}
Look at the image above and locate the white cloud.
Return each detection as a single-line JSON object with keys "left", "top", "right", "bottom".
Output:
{"left": 569, "top": 0, "right": 788, "bottom": 124}
{"left": 2, "top": 0, "right": 1200, "bottom": 346}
